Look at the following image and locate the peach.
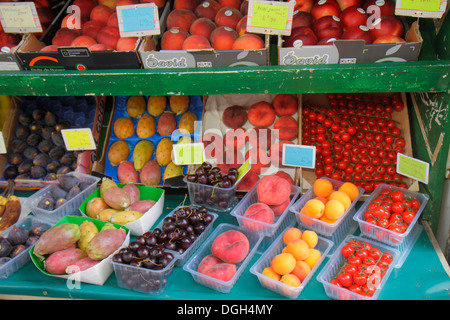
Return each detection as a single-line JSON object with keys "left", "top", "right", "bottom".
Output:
{"left": 283, "top": 26, "right": 318, "bottom": 47}
{"left": 248, "top": 101, "right": 276, "bottom": 127}
{"left": 273, "top": 116, "right": 299, "bottom": 141}
{"left": 97, "top": 26, "right": 120, "bottom": 50}
{"left": 98, "top": 0, "right": 118, "bottom": 10}
{"left": 211, "top": 230, "right": 250, "bottom": 264}
{"left": 90, "top": 5, "right": 113, "bottom": 25}
{"left": 198, "top": 254, "right": 224, "bottom": 274}
{"left": 373, "top": 35, "right": 406, "bottom": 44}
{"left": 272, "top": 93, "right": 298, "bottom": 117}
{"left": 247, "top": 127, "right": 273, "bottom": 151}
{"left": 245, "top": 147, "right": 270, "bottom": 174}
{"left": 190, "top": 17, "right": 216, "bottom": 40}
{"left": 40, "top": 45, "right": 59, "bottom": 52}
{"left": 224, "top": 128, "right": 247, "bottom": 151}
{"left": 82, "top": 20, "right": 105, "bottom": 40}
{"left": 215, "top": 7, "right": 243, "bottom": 29}
{"left": 73, "top": 0, "right": 98, "bottom": 21}
{"left": 257, "top": 175, "right": 291, "bottom": 206}
{"left": 271, "top": 252, "right": 296, "bottom": 275}
{"left": 270, "top": 140, "right": 294, "bottom": 167}
{"left": 210, "top": 26, "right": 238, "bottom": 50}
{"left": 240, "top": 0, "right": 249, "bottom": 15}
{"left": 270, "top": 197, "right": 290, "bottom": 216}
{"left": 243, "top": 202, "right": 275, "bottom": 230}
{"left": 236, "top": 172, "right": 259, "bottom": 191}
{"left": 202, "top": 262, "right": 237, "bottom": 281}
{"left": 222, "top": 105, "right": 247, "bottom": 128}
{"left": 116, "top": 37, "right": 138, "bottom": 51}
{"left": 107, "top": 12, "right": 119, "bottom": 27}
{"left": 70, "top": 35, "right": 97, "bottom": 47}
{"left": 161, "top": 27, "right": 190, "bottom": 50}
{"left": 117, "top": 0, "right": 138, "bottom": 4}
{"left": 219, "top": 0, "right": 242, "bottom": 10}
{"left": 195, "top": 0, "right": 221, "bottom": 20}
{"left": 61, "top": 14, "right": 84, "bottom": 33}
{"left": 232, "top": 33, "right": 265, "bottom": 49}
{"left": 52, "top": 28, "right": 80, "bottom": 46}
{"left": 290, "top": 260, "right": 311, "bottom": 281}
{"left": 274, "top": 170, "right": 295, "bottom": 185}
{"left": 235, "top": 15, "right": 247, "bottom": 36}
{"left": 140, "top": 0, "right": 167, "bottom": 9}
{"left": 166, "top": 9, "right": 197, "bottom": 32}
{"left": 174, "top": 0, "right": 201, "bottom": 11}
{"left": 89, "top": 43, "right": 113, "bottom": 51}
{"left": 182, "top": 35, "right": 212, "bottom": 50}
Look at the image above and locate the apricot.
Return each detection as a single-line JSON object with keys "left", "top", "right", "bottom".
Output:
{"left": 215, "top": 7, "right": 242, "bottom": 29}
{"left": 328, "top": 190, "right": 351, "bottom": 210}
{"left": 283, "top": 227, "right": 302, "bottom": 245}
{"left": 222, "top": 105, "right": 247, "bottom": 128}
{"left": 211, "top": 230, "right": 250, "bottom": 264}
{"left": 257, "top": 175, "right": 291, "bottom": 206}
{"left": 301, "top": 230, "right": 318, "bottom": 248}
{"left": 271, "top": 252, "right": 296, "bottom": 275}
{"left": 262, "top": 266, "right": 281, "bottom": 281}
{"left": 167, "top": 8, "right": 197, "bottom": 32}
{"left": 232, "top": 33, "right": 265, "bottom": 49}
{"left": 290, "top": 260, "right": 310, "bottom": 281}
{"left": 182, "top": 35, "right": 212, "bottom": 50}
{"left": 90, "top": 5, "right": 113, "bottom": 25}
{"left": 303, "top": 248, "right": 321, "bottom": 269}
{"left": 320, "top": 215, "right": 337, "bottom": 224}
{"left": 248, "top": 101, "right": 276, "bottom": 127}
{"left": 70, "top": 35, "right": 97, "bottom": 47}
{"left": 324, "top": 199, "right": 345, "bottom": 220}
{"left": 285, "top": 238, "right": 310, "bottom": 261}
{"left": 272, "top": 94, "right": 298, "bottom": 116}
{"left": 273, "top": 116, "right": 298, "bottom": 141}
{"left": 161, "top": 27, "right": 190, "bottom": 50}
{"left": 338, "top": 182, "right": 360, "bottom": 201}
{"left": 195, "top": 0, "right": 221, "bottom": 20}
{"left": 190, "top": 17, "right": 216, "bottom": 40}
{"left": 300, "top": 199, "right": 325, "bottom": 219}
{"left": 280, "top": 274, "right": 301, "bottom": 287}
{"left": 243, "top": 203, "right": 275, "bottom": 230}
{"left": 314, "top": 196, "right": 328, "bottom": 205}
{"left": 313, "top": 178, "right": 333, "bottom": 198}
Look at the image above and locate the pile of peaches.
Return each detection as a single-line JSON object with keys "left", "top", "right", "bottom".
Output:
{"left": 284, "top": 0, "right": 406, "bottom": 47}
{"left": 161, "top": 0, "right": 265, "bottom": 50}
{"left": 42, "top": 0, "right": 161, "bottom": 52}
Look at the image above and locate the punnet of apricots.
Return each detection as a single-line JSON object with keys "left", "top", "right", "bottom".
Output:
{"left": 300, "top": 178, "right": 360, "bottom": 224}
{"left": 262, "top": 227, "right": 321, "bottom": 288}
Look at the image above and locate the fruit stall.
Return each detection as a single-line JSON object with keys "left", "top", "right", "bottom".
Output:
{"left": 0, "top": 0, "right": 448, "bottom": 302}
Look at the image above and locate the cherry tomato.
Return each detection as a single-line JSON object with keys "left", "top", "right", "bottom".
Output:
{"left": 341, "top": 244, "right": 355, "bottom": 257}
{"left": 353, "top": 273, "right": 368, "bottom": 286}
{"left": 402, "top": 210, "right": 416, "bottom": 224}
{"left": 391, "top": 201, "right": 405, "bottom": 214}
{"left": 409, "top": 198, "right": 421, "bottom": 210}
{"left": 337, "top": 272, "right": 353, "bottom": 287}
{"left": 349, "top": 284, "right": 363, "bottom": 295}
{"left": 389, "top": 191, "right": 404, "bottom": 202}
{"left": 380, "top": 252, "right": 394, "bottom": 265}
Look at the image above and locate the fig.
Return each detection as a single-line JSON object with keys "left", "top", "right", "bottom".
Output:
{"left": 29, "top": 225, "right": 48, "bottom": 237}
{"left": 7, "top": 226, "right": 29, "bottom": 246}
{"left": 57, "top": 166, "right": 72, "bottom": 175}
{"left": 26, "top": 236, "right": 39, "bottom": 247}
{"left": 57, "top": 174, "right": 80, "bottom": 192}
{"left": 18, "top": 160, "right": 33, "bottom": 174}
{"left": 29, "top": 121, "right": 43, "bottom": 134}
{"left": 30, "top": 165, "right": 47, "bottom": 179}
{"left": 79, "top": 181, "right": 91, "bottom": 190}
{"left": 38, "top": 139, "right": 53, "bottom": 153}
{"left": 3, "top": 166, "right": 19, "bottom": 180}
{"left": 23, "top": 146, "right": 39, "bottom": 160}
{"left": 55, "top": 120, "right": 71, "bottom": 132}
{"left": 46, "top": 161, "right": 61, "bottom": 173}
{"left": 37, "top": 196, "right": 55, "bottom": 210}
{"left": 51, "top": 131, "right": 65, "bottom": 147}
{"left": 32, "top": 108, "right": 46, "bottom": 121}
{"left": 50, "top": 183, "right": 68, "bottom": 199}
{"left": 65, "top": 185, "right": 81, "bottom": 200}
{"left": 26, "top": 133, "right": 42, "bottom": 146}
{"left": 7, "top": 152, "right": 23, "bottom": 166}
{"left": 15, "top": 173, "right": 30, "bottom": 180}
{"left": 18, "top": 113, "right": 33, "bottom": 126}
{"left": 10, "top": 139, "right": 27, "bottom": 153}
{"left": 16, "top": 125, "right": 30, "bottom": 139}
{"left": 55, "top": 198, "right": 67, "bottom": 208}
{"left": 44, "top": 111, "right": 58, "bottom": 127}
{"left": 33, "top": 153, "right": 50, "bottom": 167}
{"left": 61, "top": 153, "right": 77, "bottom": 167}
{"left": 49, "top": 146, "right": 65, "bottom": 160}
{"left": 10, "top": 245, "right": 27, "bottom": 258}
{"left": 41, "top": 127, "right": 55, "bottom": 140}
{"left": 44, "top": 173, "right": 57, "bottom": 181}
{"left": 0, "top": 237, "right": 13, "bottom": 257}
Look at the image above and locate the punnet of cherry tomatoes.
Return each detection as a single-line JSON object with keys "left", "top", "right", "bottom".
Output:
{"left": 301, "top": 93, "right": 409, "bottom": 194}
{"left": 330, "top": 238, "right": 395, "bottom": 298}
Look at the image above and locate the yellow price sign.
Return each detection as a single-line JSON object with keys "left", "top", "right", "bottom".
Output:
{"left": 247, "top": 0, "right": 294, "bottom": 35}
{"left": 395, "top": 0, "right": 446, "bottom": 18}
{"left": 396, "top": 153, "right": 429, "bottom": 184}
{"left": 61, "top": 128, "right": 96, "bottom": 151}
{"left": 172, "top": 143, "right": 205, "bottom": 165}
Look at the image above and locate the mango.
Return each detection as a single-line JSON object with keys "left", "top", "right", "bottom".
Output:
{"left": 97, "top": 208, "right": 120, "bottom": 222}
{"left": 77, "top": 221, "right": 99, "bottom": 252}
{"left": 133, "top": 139, "right": 154, "bottom": 172}
{"left": 136, "top": 114, "right": 156, "bottom": 138}
{"left": 157, "top": 112, "right": 177, "bottom": 136}
{"left": 103, "top": 186, "right": 131, "bottom": 210}
{"left": 128, "top": 199, "right": 156, "bottom": 214}
{"left": 108, "top": 140, "right": 130, "bottom": 167}
{"left": 86, "top": 228, "right": 127, "bottom": 261}
{"left": 33, "top": 223, "right": 81, "bottom": 259}
{"left": 169, "top": 95, "right": 189, "bottom": 115}
{"left": 178, "top": 111, "right": 197, "bottom": 134}
{"left": 117, "top": 160, "right": 139, "bottom": 184}
{"left": 45, "top": 247, "right": 86, "bottom": 275}
{"left": 147, "top": 95, "right": 167, "bottom": 117}
{"left": 163, "top": 161, "right": 183, "bottom": 181}
{"left": 140, "top": 160, "right": 161, "bottom": 186}
{"left": 122, "top": 183, "right": 140, "bottom": 204}
{"left": 126, "top": 96, "right": 146, "bottom": 119}
{"left": 156, "top": 137, "right": 173, "bottom": 167}
{"left": 113, "top": 117, "right": 134, "bottom": 139}
{"left": 100, "top": 177, "right": 117, "bottom": 198}
{"left": 109, "top": 210, "right": 144, "bottom": 225}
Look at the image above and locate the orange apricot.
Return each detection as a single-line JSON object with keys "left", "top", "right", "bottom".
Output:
{"left": 324, "top": 199, "right": 346, "bottom": 220}
{"left": 300, "top": 199, "right": 325, "bottom": 219}
{"left": 262, "top": 266, "right": 281, "bottom": 281}
{"left": 301, "top": 230, "right": 318, "bottom": 248}
{"left": 283, "top": 227, "right": 302, "bottom": 245}
{"left": 328, "top": 190, "right": 351, "bottom": 210}
{"left": 280, "top": 274, "right": 301, "bottom": 287}
{"left": 303, "top": 248, "right": 321, "bottom": 269}
{"left": 271, "top": 253, "right": 296, "bottom": 275}
{"left": 338, "top": 182, "right": 360, "bottom": 201}
{"left": 314, "top": 196, "right": 328, "bottom": 205}
{"left": 290, "top": 260, "right": 311, "bottom": 281}
{"left": 313, "top": 178, "right": 333, "bottom": 198}
{"left": 285, "top": 238, "right": 310, "bottom": 261}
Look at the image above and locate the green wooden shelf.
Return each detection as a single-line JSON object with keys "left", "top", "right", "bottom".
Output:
{"left": 0, "top": 59, "right": 449, "bottom": 96}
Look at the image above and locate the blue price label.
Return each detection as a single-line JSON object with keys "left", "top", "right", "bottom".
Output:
{"left": 122, "top": 6, "right": 155, "bottom": 32}
{"left": 282, "top": 144, "right": 315, "bottom": 168}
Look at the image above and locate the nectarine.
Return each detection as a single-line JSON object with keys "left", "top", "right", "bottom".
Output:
{"left": 210, "top": 26, "right": 238, "bottom": 50}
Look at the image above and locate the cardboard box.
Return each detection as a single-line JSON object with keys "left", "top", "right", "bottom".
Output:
{"left": 0, "top": 95, "right": 108, "bottom": 190}
{"left": 0, "top": 47, "right": 23, "bottom": 71}
{"left": 277, "top": 20, "right": 422, "bottom": 65}
{"left": 299, "top": 92, "right": 419, "bottom": 199}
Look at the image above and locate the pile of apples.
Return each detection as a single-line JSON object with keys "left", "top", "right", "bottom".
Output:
{"left": 284, "top": 0, "right": 405, "bottom": 47}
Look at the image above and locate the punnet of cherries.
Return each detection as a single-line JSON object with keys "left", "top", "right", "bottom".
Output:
{"left": 186, "top": 161, "right": 238, "bottom": 188}
{"left": 302, "top": 93, "right": 407, "bottom": 194}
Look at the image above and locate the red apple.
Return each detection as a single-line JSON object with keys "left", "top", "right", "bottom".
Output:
{"left": 336, "top": 0, "right": 362, "bottom": 11}
{"left": 341, "top": 24, "right": 374, "bottom": 44}
{"left": 291, "top": 10, "right": 315, "bottom": 29}
{"left": 339, "top": 6, "right": 368, "bottom": 30}
{"left": 363, "top": 0, "right": 395, "bottom": 16}
{"left": 313, "top": 15, "right": 343, "bottom": 40}
{"left": 283, "top": 26, "right": 318, "bottom": 47}
{"left": 369, "top": 15, "right": 404, "bottom": 38}
{"left": 294, "top": 0, "right": 314, "bottom": 13}
{"left": 373, "top": 34, "right": 405, "bottom": 43}
{"left": 311, "top": 0, "right": 341, "bottom": 20}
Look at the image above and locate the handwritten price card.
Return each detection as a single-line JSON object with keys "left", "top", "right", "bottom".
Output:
{"left": 247, "top": 0, "right": 295, "bottom": 35}
{"left": 116, "top": 3, "right": 160, "bottom": 37}
{"left": 395, "top": 0, "right": 447, "bottom": 18}
{"left": 61, "top": 128, "right": 96, "bottom": 151}
{"left": 396, "top": 153, "right": 429, "bottom": 184}
{"left": 0, "top": 2, "right": 42, "bottom": 33}
{"left": 282, "top": 144, "right": 316, "bottom": 168}
{"left": 173, "top": 143, "right": 205, "bottom": 165}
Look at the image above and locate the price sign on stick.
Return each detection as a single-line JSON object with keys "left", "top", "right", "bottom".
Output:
{"left": 396, "top": 153, "right": 429, "bottom": 184}
{"left": 0, "top": 2, "right": 42, "bottom": 33}
{"left": 61, "top": 128, "right": 97, "bottom": 151}
{"left": 282, "top": 144, "right": 316, "bottom": 168}
{"left": 395, "top": 0, "right": 447, "bottom": 18}
{"left": 247, "top": 0, "right": 295, "bottom": 35}
{"left": 173, "top": 143, "right": 205, "bottom": 165}
{"left": 116, "top": 3, "right": 160, "bottom": 37}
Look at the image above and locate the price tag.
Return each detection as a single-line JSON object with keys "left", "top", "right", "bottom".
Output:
{"left": 282, "top": 144, "right": 316, "bottom": 168}
{"left": 61, "top": 128, "right": 96, "bottom": 151}
{"left": 396, "top": 153, "right": 429, "bottom": 184}
{"left": 0, "top": 132, "right": 7, "bottom": 154}
{"left": 116, "top": 3, "right": 160, "bottom": 37}
{"left": 235, "top": 158, "right": 251, "bottom": 185}
{"left": 395, "top": 0, "right": 447, "bottom": 18}
{"left": 0, "top": 2, "right": 42, "bottom": 33}
{"left": 247, "top": 0, "right": 295, "bottom": 35}
{"left": 172, "top": 143, "right": 205, "bottom": 165}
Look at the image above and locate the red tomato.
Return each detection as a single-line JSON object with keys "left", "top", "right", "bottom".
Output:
{"left": 341, "top": 244, "right": 355, "bottom": 257}
{"left": 402, "top": 210, "right": 416, "bottom": 224}
{"left": 389, "top": 191, "right": 404, "bottom": 202}
{"left": 353, "top": 273, "right": 368, "bottom": 286}
{"left": 391, "top": 201, "right": 405, "bottom": 214}
{"left": 409, "top": 198, "right": 421, "bottom": 210}
{"left": 337, "top": 272, "right": 353, "bottom": 287}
